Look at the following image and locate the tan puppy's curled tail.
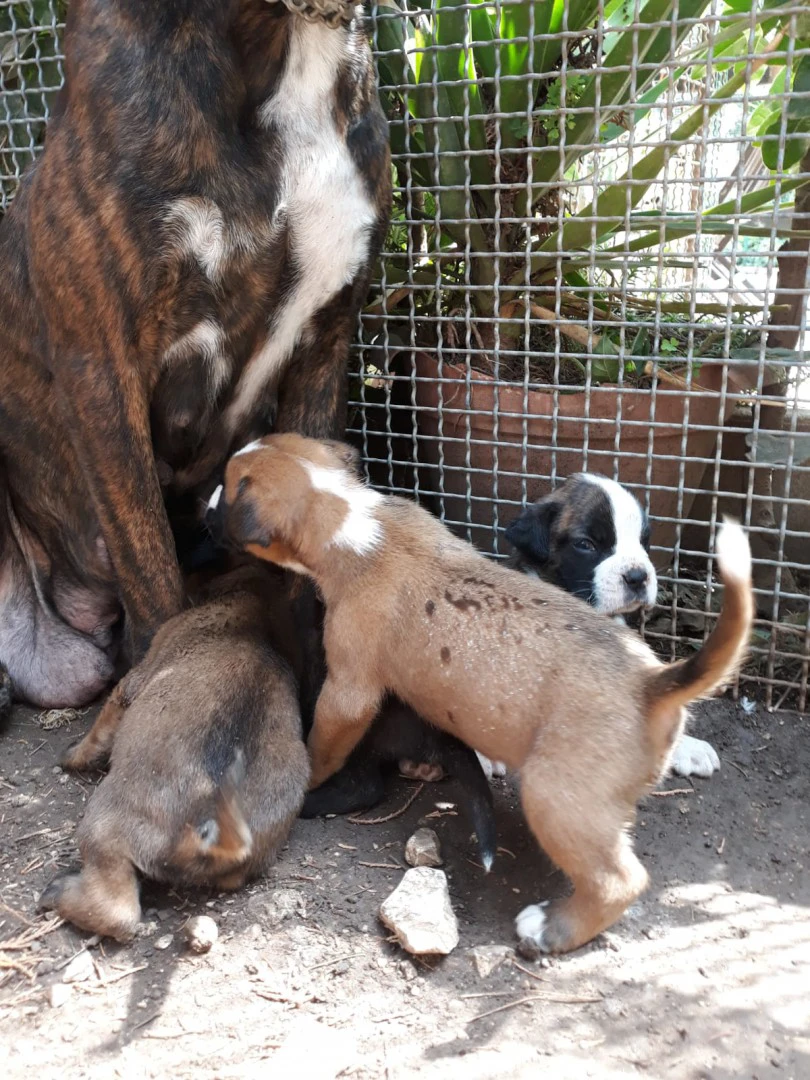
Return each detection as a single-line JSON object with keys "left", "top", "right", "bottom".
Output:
{"left": 172, "top": 750, "right": 253, "bottom": 875}
{"left": 647, "top": 518, "right": 753, "bottom": 714}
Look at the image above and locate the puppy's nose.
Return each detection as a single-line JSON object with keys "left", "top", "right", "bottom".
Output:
{"left": 623, "top": 567, "right": 649, "bottom": 588}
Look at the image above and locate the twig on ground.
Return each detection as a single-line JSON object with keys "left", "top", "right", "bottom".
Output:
{"left": 132, "top": 1010, "right": 162, "bottom": 1032}
{"left": 0, "top": 915, "right": 63, "bottom": 951}
{"left": 348, "top": 783, "right": 424, "bottom": 825}
{"left": 468, "top": 990, "right": 601, "bottom": 1023}
{"left": 650, "top": 788, "right": 693, "bottom": 798}
{"left": 105, "top": 964, "right": 148, "bottom": 985}
{"left": 306, "top": 954, "right": 355, "bottom": 972}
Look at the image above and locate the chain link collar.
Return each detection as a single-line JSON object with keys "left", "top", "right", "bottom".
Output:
{"left": 271, "top": 0, "right": 358, "bottom": 29}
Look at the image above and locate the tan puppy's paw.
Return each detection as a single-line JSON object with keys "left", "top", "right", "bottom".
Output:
{"left": 61, "top": 736, "right": 109, "bottom": 773}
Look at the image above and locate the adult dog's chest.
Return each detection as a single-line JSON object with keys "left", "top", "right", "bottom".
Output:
{"left": 152, "top": 17, "right": 377, "bottom": 469}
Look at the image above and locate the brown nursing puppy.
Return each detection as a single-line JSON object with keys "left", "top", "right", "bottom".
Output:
{"left": 39, "top": 564, "right": 309, "bottom": 941}
{"left": 208, "top": 433, "right": 754, "bottom": 956}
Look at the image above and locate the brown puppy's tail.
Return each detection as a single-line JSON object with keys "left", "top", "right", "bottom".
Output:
{"left": 173, "top": 751, "right": 253, "bottom": 876}
{"left": 647, "top": 518, "right": 753, "bottom": 717}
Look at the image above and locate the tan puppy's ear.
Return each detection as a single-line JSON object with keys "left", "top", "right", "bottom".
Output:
{"left": 321, "top": 440, "right": 362, "bottom": 476}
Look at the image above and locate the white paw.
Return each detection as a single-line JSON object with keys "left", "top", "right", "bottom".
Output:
{"left": 670, "top": 734, "right": 720, "bottom": 779}
{"left": 476, "top": 753, "right": 507, "bottom": 781}
{"left": 515, "top": 903, "right": 549, "bottom": 952}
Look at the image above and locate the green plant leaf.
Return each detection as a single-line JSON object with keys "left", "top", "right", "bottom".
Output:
{"left": 469, "top": 3, "right": 496, "bottom": 82}
{"left": 434, "top": 0, "right": 493, "bottom": 214}
{"left": 534, "top": 0, "right": 711, "bottom": 186}
{"left": 409, "top": 24, "right": 495, "bottom": 297}
{"left": 591, "top": 335, "right": 621, "bottom": 383}
{"left": 515, "top": 52, "right": 784, "bottom": 284}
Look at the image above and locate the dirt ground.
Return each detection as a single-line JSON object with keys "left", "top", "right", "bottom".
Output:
{"left": 1, "top": 698, "right": 808, "bottom": 1080}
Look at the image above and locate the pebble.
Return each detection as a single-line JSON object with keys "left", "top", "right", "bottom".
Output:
{"left": 404, "top": 828, "right": 443, "bottom": 868}
{"left": 61, "top": 950, "right": 95, "bottom": 984}
{"left": 154, "top": 933, "right": 173, "bottom": 951}
{"left": 379, "top": 867, "right": 459, "bottom": 956}
{"left": 469, "top": 944, "right": 513, "bottom": 978}
{"left": 183, "top": 915, "right": 218, "bottom": 954}
{"left": 48, "top": 983, "right": 71, "bottom": 1008}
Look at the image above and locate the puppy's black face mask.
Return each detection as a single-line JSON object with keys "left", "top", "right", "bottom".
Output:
{"left": 505, "top": 479, "right": 654, "bottom": 613}
{"left": 506, "top": 498, "right": 611, "bottom": 602}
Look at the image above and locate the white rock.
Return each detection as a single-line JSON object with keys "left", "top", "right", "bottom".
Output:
{"left": 379, "top": 867, "right": 459, "bottom": 956}
{"left": 61, "top": 950, "right": 94, "bottom": 984}
{"left": 183, "top": 915, "right": 218, "bottom": 954}
{"left": 154, "top": 933, "right": 173, "bottom": 951}
{"left": 469, "top": 944, "right": 513, "bottom": 978}
{"left": 404, "top": 827, "right": 443, "bottom": 868}
{"left": 49, "top": 983, "right": 72, "bottom": 1008}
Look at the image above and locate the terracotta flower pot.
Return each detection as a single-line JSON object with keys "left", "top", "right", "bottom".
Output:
{"left": 413, "top": 353, "right": 739, "bottom": 566}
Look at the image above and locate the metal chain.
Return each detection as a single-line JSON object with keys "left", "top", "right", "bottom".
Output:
{"left": 271, "top": 0, "right": 358, "bottom": 29}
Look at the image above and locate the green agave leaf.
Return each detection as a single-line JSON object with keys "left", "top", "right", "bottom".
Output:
{"left": 512, "top": 55, "right": 765, "bottom": 285}
{"left": 761, "top": 115, "right": 810, "bottom": 171}
{"left": 434, "top": 0, "right": 494, "bottom": 214}
{"left": 534, "top": 0, "right": 711, "bottom": 186}
{"left": 469, "top": 2, "right": 496, "bottom": 82}
{"left": 409, "top": 26, "right": 495, "bottom": 294}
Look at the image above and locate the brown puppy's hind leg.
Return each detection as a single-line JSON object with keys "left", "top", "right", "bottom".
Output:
{"left": 307, "top": 676, "right": 382, "bottom": 790}
{"left": 39, "top": 851, "right": 141, "bottom": 942}
{"left": 62, "top": 673, "right": 134, "bottom": 771}
{"left": 516, "top": 758, "right": 648, "bottom": 956}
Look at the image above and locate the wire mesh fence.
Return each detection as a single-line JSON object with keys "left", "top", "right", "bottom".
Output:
{"left": 1, "top": 1, "right": 809, "bottom": 710}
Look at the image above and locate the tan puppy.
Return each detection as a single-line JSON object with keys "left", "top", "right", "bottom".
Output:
{"left": 208, "top": 434, "right": 753, "bottom": 956}
{"left": 39, "top": 565, "right": 309, "bottom": 941}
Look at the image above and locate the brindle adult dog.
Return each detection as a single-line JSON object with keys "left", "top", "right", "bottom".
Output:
{"left": 0, "top": 0, "right": 390, "bottom": 710}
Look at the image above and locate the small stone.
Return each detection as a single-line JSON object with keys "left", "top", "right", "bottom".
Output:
{"left": 49, "top": 983, "right": 71, "bottom": 1008}
{"left": 51, "top": 766, "right": 62, "bottom": 775}
{"left": 62, "top": 950, "right": 95, "bottom": 984}
{"left": 379, "top": 867, "right": 459, "bottom": 956}
{"left": 154, "top": 934, "right": 173, "bottom": 951}
{"left": 10, "top": 793, "right": 31, "bottom": 808}
{"left": 183, "top": 915, "right": 218, "bottom": 954}
{"left": 469, "top": 944, "right": 513, "bottom": 979}
{"left": 404, "top": 828, "right": 443, "bottom": 869}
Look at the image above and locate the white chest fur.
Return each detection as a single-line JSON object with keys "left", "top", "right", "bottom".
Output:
{"left": 223, "top": 19, "right": 376, "bottom": 433}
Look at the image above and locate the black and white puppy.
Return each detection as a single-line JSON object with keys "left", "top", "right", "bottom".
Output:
{"left": 504, "top": 473, "right": 720, "bottom": 779}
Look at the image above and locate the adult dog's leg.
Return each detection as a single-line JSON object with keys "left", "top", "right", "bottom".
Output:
{"left": 51, "top": 357, "right": 183, "bottom": 662}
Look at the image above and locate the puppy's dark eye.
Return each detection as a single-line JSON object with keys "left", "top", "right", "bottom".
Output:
{"left": 573, "top": 537, "right": 596, "bottom": 554}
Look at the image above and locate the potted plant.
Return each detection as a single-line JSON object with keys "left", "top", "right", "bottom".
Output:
{"left": 364, "top": 0, "right": 809, "bottom": 558}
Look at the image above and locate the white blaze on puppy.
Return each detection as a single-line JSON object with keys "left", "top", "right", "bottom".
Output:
{"left": 224, "top": 20, "right": 376, "bottom": 434}
{"left": 233, "top": 439, "right": 265, "bottom": 459}
{"left": 207, "top": 485, "right": 222, "bottom": 513}
{"left": 584, "top": 474, "right": 657, "bottom": 614}
{"left": 303, "top": 461, "right": 383, "bottom": 556}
